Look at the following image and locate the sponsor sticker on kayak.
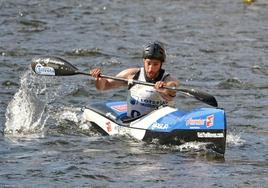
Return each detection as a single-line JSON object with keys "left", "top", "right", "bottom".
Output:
{"left": 206, "top": 115, "right": 214, "bottom": 127}
{"left": 106, "top": 121, "right": 112, "bottom": 132}
{"left": 186, "top": 115, "right": 214, "bottom": 128}
{"left": 151, "top": 122, "right": 169, "bottom": 130}
{"left": 111, "top": 104, "right": 127, "bottom": 112}
{"left": 197, "top": 132, "right": 224, "bottom": 138}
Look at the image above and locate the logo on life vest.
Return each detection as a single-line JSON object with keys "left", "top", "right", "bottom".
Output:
{"left": 129, "top": 98, "right": 167, "bottom": 108}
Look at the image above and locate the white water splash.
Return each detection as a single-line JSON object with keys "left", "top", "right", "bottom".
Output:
{"left": 58, "top": 109, "right": 79, "bottom": 123}
{"left": 4, "top": 70, "right": 62, "bottom": 135}
{"left": 177, "top": 142, "right": 210, "bottom": 152}
{"left": 226, "top": 132, "right": 245, "bottom": 146}
{"left": 149, "top": 139, "right": 213, "bottom": 153}
{"left": 55, "top": 107, "right": 91, "bottom": 130}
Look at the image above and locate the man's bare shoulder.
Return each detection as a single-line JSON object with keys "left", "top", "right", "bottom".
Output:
{"left": 165, "top": 75, "right": 177, "bottom": 81}
{"left": 116, "top": 67, "right": 140, "bottom": 79}
{"left": 164, "top": 75, "right": 179, "bottom": 86}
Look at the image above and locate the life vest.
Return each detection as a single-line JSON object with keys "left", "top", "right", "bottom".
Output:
{"left": 127, "top": 67, "right": 173, "bottom": 118}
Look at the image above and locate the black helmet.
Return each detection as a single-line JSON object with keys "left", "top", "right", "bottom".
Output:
{"left": 142, "top": 41, "right": 166, "bottom": 62}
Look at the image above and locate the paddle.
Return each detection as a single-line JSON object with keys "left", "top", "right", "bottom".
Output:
{"left": 31, "top": 56, "right": 218, "bottom": 107}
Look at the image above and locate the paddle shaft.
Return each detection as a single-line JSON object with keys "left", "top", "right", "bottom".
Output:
{"left": 75, "top": 71, "right": 181, "bottom": 92}
{"left": 77, "top": 71, "right": 218, "bottom": 107}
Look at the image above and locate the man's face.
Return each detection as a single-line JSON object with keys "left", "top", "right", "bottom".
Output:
{"left": 143, "top": 59, "right": 162, "bottom": 80}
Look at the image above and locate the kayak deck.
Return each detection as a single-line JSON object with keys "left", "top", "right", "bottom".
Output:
{"left": 83, "top": 101, "right": 227, "bottom": 154}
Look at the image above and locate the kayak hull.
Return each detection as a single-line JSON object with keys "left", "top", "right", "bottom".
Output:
{"left": 83, "top": 101, "right": 226, "bottom": 154}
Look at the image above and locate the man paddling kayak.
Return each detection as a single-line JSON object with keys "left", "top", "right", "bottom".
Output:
{"left": 90, "top": 41, "right": 179, "bottom": 118}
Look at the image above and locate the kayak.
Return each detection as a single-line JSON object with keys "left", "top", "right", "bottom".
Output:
{"left": 82, "top": 101, "right": 227, "bottom": 154}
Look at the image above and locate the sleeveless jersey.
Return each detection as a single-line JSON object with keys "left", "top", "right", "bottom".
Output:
{"left": 127, "top": 67, "right": 173, "bottom": 118}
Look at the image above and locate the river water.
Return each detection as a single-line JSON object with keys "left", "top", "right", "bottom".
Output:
{"left": 0, "top": 0, "right": 267, "bottom": 187}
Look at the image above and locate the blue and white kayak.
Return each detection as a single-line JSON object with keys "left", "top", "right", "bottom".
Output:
{"left": 83, "top": 101, "right": 227, "bottom": 154}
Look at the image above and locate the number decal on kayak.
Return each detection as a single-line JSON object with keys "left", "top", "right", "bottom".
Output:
{"left": 106, "top": 121, "right": 112, "bottom": 132}
{"left": 131, "top": 110, "right": 141, "bottom": 118}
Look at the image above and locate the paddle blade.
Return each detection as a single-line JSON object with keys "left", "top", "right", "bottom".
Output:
{"left": 31, "top": 56, "right": 79, "bottom": 76}
{"left": 179, "top": 88, "right": 218, "bottom": 107}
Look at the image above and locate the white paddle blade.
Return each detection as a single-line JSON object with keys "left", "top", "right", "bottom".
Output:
{"left": 31, "top": 56, "right": 79, "bottom": 76}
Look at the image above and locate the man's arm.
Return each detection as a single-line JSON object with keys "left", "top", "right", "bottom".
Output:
{"left": 155, "top": 75, "right": 179, "bottom": 101}
{"left": 90, "top": 68, "right": 139, "bottom": 90}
